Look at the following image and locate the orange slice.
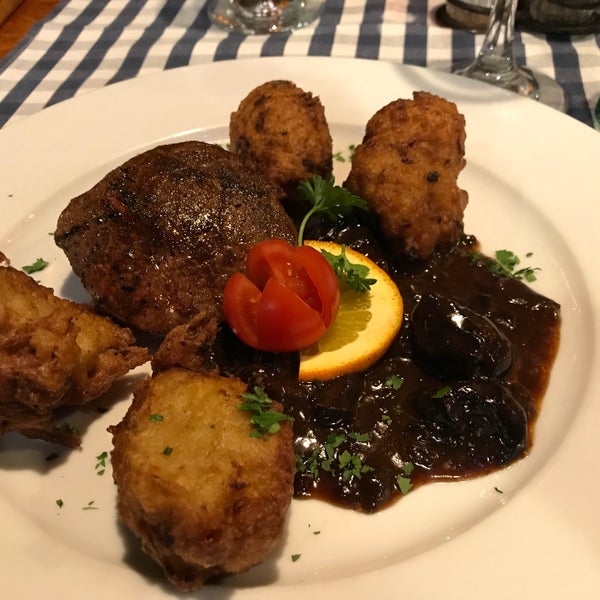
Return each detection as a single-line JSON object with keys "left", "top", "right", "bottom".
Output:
{"left": 299, "top": 241, "right": 404, "bottom": 381}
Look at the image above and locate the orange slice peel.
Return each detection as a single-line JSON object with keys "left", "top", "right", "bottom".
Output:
{"left": 299, "top": 241, "right": 404, "bottom": 381}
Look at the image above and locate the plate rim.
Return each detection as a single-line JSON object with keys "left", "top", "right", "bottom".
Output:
{"left": 1, "top": 56, "right": 599, "bottom": 600}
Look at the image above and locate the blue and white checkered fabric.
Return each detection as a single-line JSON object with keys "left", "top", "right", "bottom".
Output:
{"left": 0, "top": 0, "right": 598, "bottom": 128}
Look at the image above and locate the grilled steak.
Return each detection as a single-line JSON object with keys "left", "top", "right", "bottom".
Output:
{"left": 55, "top": 141, "right": 297, "bottom": 337}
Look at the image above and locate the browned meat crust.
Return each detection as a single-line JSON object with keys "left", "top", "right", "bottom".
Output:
{"left": 344, "top": 92, "right": 468, "bottom": 260}
{"left": 54, "top": 141, "right": 297, "bottom": 337}
{"left": 151, "top": 308, "right": 219, "bottom": 374}
{"left": 0, "top": 253, "right": 149, "bottom": 446}
{"left": 230, "top": 80, "right": 333, "bottom": 202}
{"left": 110, "top": 369, "right": 295, "bottom": 590}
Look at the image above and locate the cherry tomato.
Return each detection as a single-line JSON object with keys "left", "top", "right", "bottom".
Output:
{"left": 223, "top": 239, "right": 340, "bottom": 352}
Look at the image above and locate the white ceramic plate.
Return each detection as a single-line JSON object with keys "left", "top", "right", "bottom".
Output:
{"left": 1, "top": 57, "right": 599, "bottom": 600}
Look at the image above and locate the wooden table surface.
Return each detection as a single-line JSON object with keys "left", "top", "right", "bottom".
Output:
{"left": 0, "top": 0, "right": 60, "bottom": 59}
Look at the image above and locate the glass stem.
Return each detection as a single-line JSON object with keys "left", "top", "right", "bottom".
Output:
{"left": 455, "top": 0, "right": 539, "bottom": 97}
{"left": 476, "top": 0, "right": 518, "bottom": 73}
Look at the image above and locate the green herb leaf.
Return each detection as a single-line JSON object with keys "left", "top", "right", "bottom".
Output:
{"left": 320, "top": 245, "right": 377, "bottom": 292}
{"left": 296, "top": 176, "right": 368, "bottom": 246}
{"left": 402, "top": 462, "right": 414, "bottom": 476}
{"left": 323, "top": 433, "right": 346, "bottom": 458}
{"left": 291, "top": 554, "right": 302, "bottom": 562}
{"left": 385, "top": 375, "right": 404, "bottom": 390}
{"left": 296, "top": 431, "right": 373, "bottom": 482}
{"left": 432, "top": 386, "right": 451, "bottom": 399}
{"left": 395, "top": 462, "right": 415, "bottom": 494}
{"left": 95, "top": 451, "right": 108, "bottom": 468}
{"left": 61, "top": 421, "right": 77, "bottom": 434}
{"left": 348, "top": 432, "right": 370, "bottom": 443}
{"left": 95, "top": 451, "right": 108, "bottom": 475}
{"left": 470, "top": 249, "right": 540, "bottom": 282}
{"left": 238, "top": 387, "right": 291, "bottom": 440}
{"left": 163, "top": 446, "right": 173, "bottom": 456}
{"left": 22, "top": 258, "right": 49, "bottom": 274}
{"left": 56, "top": 499, "right": 64, "bottom": 508}
{"left": 396, "top": 474, "right": 413, "bottom": 495}
{"left": 381, "top": 414, "right": 392, "bottom": 425}
{"left": 149, "top": 413, "right": 164, "bottom": 422}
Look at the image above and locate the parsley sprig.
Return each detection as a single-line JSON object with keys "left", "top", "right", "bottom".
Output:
{"left": 296, "top": 176, "right": 368, "bottom": 246}
{"left": 22, "top": 258, "right": 49, "bottom": 274}
{"left": 470, "top": 249, "right": 540, "bottom": 282}
{"left": 238, "top": 387, "right": 292, "bottom": 439}
{"left": 320, "top": 245, "right": 377, "bottom": 292}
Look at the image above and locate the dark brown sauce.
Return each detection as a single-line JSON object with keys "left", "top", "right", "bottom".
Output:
{"left": 209, "top": 214, "right": 561, "bottom": 513}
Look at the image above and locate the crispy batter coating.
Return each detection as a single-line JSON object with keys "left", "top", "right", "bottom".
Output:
{"left": 230, "top": 80, "right": 333, "bottom": 201}
{"left": 345, "top": 92, "right": 468, "bottom": 260}
{"left": 109, "top": 369, "right": 295, "bottom": 590}
{"left": 0, "top": 252, "right": 149, "bottom": 446}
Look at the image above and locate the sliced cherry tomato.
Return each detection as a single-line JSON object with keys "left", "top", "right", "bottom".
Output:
{"left": 222, "top": 273, "right": 261, "bottom": 349}
{"left": 223, "top": 239, "right": 340, "bottom": 352}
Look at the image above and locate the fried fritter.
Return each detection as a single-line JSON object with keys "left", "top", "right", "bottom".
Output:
{"left": 0, "top": 252, "right": 149, "bottom": 446}
{"left": 109, "top": 369, "right": 295, "bottom": 591}
{"left": 345, "top": 92, "right": 468, "bottom": 260}
{"left": 55, "top": 141, "right": 297, "bottom": 337}
{"left": 230, "top": 80, "right": 333, "bottom": 204}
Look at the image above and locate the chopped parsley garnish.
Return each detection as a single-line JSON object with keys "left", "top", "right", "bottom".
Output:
{"left": 385, "top": 375, "right": 404, "bottom": 390}
{"left": 95, "top": 451, "right": 108, "bottom": 475}
{"left": 296, "top": 176, "right": 368, "bottom": 246}
{"left": 163, "top": 446, "right": 173, "bottom": 456}
{"left": 381, "top": 414, "right": 392, "bottom": 425}
{"left": 320, "top": 245, "right": 377, "bottom": 292}
{"left": 291, "top": 554, "right": 302, "bottom": 562}
{"left": 149, "top": 413, "right": 164, "bottom": 422}
{"left": 82, "top": 500, "right": 98, "bottom": 510}
{"left": 22, "top": 258, "right": 49, "bottom": 274}
{"left": 296, "top": 431, "right": 373, "bottom": 482}
{"left": 56, "top": 499, "right": 64, "bottom": 508}
{"left": 396, "top": 474, "right": 413, "bottom": 494}
{"left": 337, "top": 450, "right": 373, "bottom": 481}
{"left": 238, "top": 387, "right": 291, "bottom": 439}
{"left": 396, "top": 462, "right": 415, "bottom": 495}
{"left": 61, "top": 421, "right": 78, "bottom": 434}
{"left": 470, "top": 249, "right": 540, "bottom": 282}
{"left": 348, "top": 432, "right": 370, "bottom": 443}
{"left": 432, "top": 386, "right": 451, "bottom": 398}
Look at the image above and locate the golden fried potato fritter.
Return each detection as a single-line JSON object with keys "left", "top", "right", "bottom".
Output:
{"left": 345, "top": 92, "right": 468, "bottom": 260}
{"left": 0, "top": 252, "right": 149, "bottom": 446}
{"left": 230, "top": 80, "right": 333, "bottom": 201}
{"left": 110, "top": 369, "right": 295, "bottom": 591}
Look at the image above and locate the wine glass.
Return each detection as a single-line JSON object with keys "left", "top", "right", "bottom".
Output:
{"left": 208, "top": 0, "right": 325, "bottom": 34}
{"left": 453, "top": 0, "right": 567, "bottom": 111}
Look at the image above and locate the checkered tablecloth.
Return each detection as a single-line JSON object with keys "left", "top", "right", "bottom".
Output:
{"left": 0, "top": 0, "right": 598, "bottom": 128}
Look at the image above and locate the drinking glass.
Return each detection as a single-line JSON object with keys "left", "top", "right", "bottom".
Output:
{"left": 453, "top": 0, "right": 567, "bottom": 111}
{"left": 208, "top": 0, "right": 325, "bottom": 34}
